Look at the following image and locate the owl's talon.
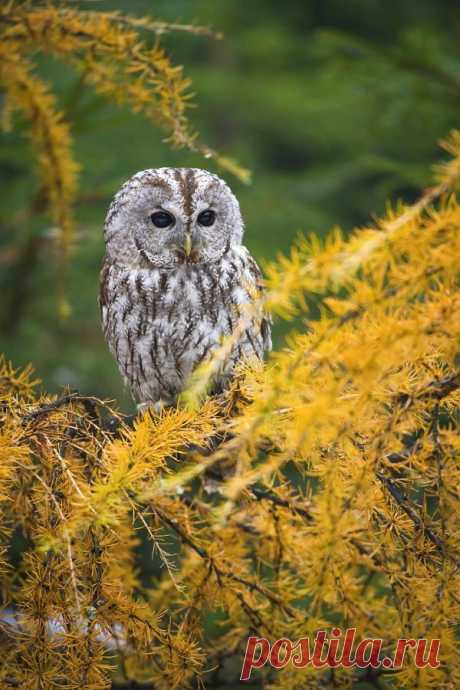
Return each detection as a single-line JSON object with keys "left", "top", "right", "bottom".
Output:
{"left": 137, "top": 400, "right": 167, "bottom": 416}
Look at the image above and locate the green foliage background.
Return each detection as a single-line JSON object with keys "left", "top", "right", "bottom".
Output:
{"left": 1, "top": 0, "right": 459, "bottom": 410}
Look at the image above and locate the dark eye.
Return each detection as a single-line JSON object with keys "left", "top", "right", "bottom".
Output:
{"left": 197, "top": 209, "right": 216, "bottom": 227}
{"left": 150, "top": 210, "right": 174, "bottom": 228}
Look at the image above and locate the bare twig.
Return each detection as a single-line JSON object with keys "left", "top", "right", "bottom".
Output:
{"left": 153, "top": 505, "right": 297, "bottom": 619}
{"left": 376, "top": 472, "right": 459, "bottom": 566}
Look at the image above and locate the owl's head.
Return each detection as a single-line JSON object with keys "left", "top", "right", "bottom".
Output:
{"left": 104, "top": 168, "right": 244, "bottom": 267}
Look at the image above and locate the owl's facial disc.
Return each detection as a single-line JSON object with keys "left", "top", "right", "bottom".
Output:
{"left": 104, "top": 168, "right": 244, "bottom": 268}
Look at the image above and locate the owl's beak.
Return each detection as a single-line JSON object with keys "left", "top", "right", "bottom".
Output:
{"left": 177, "top": 234, "right": 200, "bottom": 262}
{"left": 183, "top": 234, "right": 193, "bottom": 257}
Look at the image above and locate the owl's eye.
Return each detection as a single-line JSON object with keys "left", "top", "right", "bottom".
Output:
{"left": 150, "top": 210, "right": 174, "bottom": 228}
{"left": 197, "top": 209, "right": 216, "bottom": 227}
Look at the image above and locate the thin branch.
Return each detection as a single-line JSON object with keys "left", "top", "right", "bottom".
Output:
{"left": 376, "top": 472, "right": 459, "bottom": 565}
{"left": 250, "top": 485, "right": 313, "bottom": 521}
{"left": 32, "top": 471, "right": 82, "bottom": 618}
{"left": 21, "top": 391, "right": 132, "bottom": 434}
{"left": 395, "top": 372, "right": 460, "bottom": 409}
{"left": 153, "top": 505, "right": 297, "bottom": 619}
{"left": 125, "top": 493, "right": 181, "bottom": 590}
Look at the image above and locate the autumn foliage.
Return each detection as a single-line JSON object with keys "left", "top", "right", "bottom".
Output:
{"left": 1, "top": 2, "right": 460, "bottom": 690}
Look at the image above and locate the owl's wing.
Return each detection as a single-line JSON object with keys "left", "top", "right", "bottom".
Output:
{"left": 99, "top": 258, "right": 112, "bottom": 329}
{"left": 245, "top": 252, "right": 272, "bottom": 353}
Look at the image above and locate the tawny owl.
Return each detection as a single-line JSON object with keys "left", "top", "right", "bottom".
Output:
{"left": 99, "top": 167, "right": 271, "bottom": 408}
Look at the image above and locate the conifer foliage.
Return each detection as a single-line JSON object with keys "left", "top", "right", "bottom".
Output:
{"left": 1, "top": 3, "right": 459, "bottom": 690}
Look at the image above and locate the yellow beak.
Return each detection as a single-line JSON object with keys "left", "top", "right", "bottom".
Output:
{"left": 183, "top": 234, "right": 192, "bottom": 257}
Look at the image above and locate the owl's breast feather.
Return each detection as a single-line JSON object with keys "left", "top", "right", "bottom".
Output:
{"left": 100, "top": 247, "right": 269, "bottom": 403}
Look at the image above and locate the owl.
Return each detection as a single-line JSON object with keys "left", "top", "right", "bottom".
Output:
{"left": 99, "top": 167, "right": 271, "bottom": 408}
